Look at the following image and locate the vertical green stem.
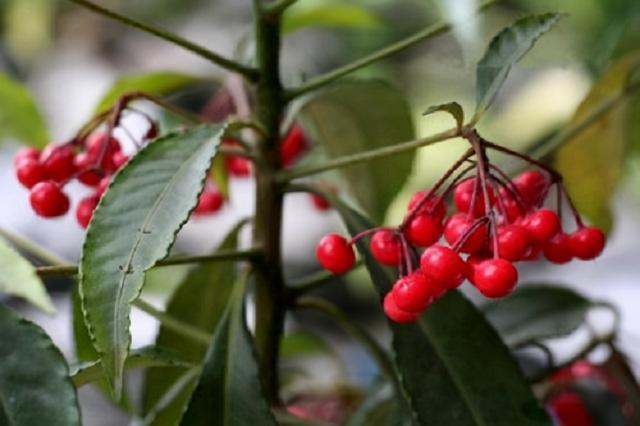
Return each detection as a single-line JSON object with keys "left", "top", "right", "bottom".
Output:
{"left": 252, "top": 3, "right": 286, "bottom": 405}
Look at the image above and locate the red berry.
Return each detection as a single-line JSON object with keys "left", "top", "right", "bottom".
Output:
{"left": 472, "top": 258, "right": 518, "bottom": 298}
{"left": 226, "top": 156, "right": 252, "bottom": 177}
{"left": 404, "top": 214, "right": 442, "bottom": 247}
{"left": 522, "top": 244, "right": 543, "bottom": 261}
{"left": 407, "top": 191, "right": 446, "bottom": 220}
{"left": 96, "top": 177, "right": 111, "bottom": 198}
{"left": 465, "top": 255, "right": 488, "bottom": 285}
{"left": 496, "top": 224, "right": 529, "bottom": 261}
{"left": 76, "top": 195, "right": 99, "bottom": 228}
{"left": 194, "top": 189, "right": 224, "bottom": 215}
{"left": 524, "top": 209, "right": 560, "bottom": 244}
{"left": 74, "top": 153, "right": 102, "bottom": 186}
{"left": 383, "top": 292, "right": 419, "bottom": 324}
{"left": 85, "top": 132, "right": 122, "bottom": 172}
{"left": 41, "top": 144, "right": 76, "bottom": 182}
{"left": 369, "top": 230, "right": 401, "bottom": 266}
{"left": 111, "top": 151, "right": 129, "bottom": 170}
{"left": 513, "top": 170, "right": 548, "bottom": 206}
{"left": 443, "top": 213, "right": 487, "bottom": 254}
{"left": 316, "top": 234, "right": 355, "bottom": 274}
{"left": 569, "top": 227, "right": 605, "bottom": 260}
{"left": 543, "top": 233, "right": 573, "bottom": 264}
{"left": 29, "top": 181, "right": 70, "bottom": 217}
{"left": 310, "top": 194, "right": 331, "bottom": 211}
{"left": 392, "top": 272, "right": 433, "bottom": 312}
{"left": 145, "top": 122, "right": 159, "bottom": 140}
{"left": 14, "top": 147, "right": 40, "bottom": 167}
{"left": 546, "top": 392, "right": 595, "bottom": 426}
{"left": 453, "top": 178, "right": 495, "bottom": 217}
{"left": 280, "top": 124, "right": 307, "bottom": 167}
{"left": 420, "top": 245, "right": 467, "bottom": 292}
{"left": 15, "top": 158, "right": 47, "bottom": 188}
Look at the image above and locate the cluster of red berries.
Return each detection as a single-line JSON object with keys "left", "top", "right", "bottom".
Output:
{"left": 316, "top": 133, "right": 606, "bottom": 324}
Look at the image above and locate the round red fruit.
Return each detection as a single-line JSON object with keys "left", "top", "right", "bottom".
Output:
{"left": 310, "top": 194, "right": 331, "bottom": 211}
{"left": 29, "top": 181, "right": 70, "bottom": 217}
{"left": 383, "top": 292, "right": 419, "bottom": 324}
{"left": 74, "top": 153, "right": 102, "bottom": 186}
{"left": 226, "top": 156, "right": 252, "bottom": 177}
{"left": 543, "top": 233, "right": 573, "bottom": 264}
{"left": 76, "top": 196, "right": 99, "bottom": 228}
{"left": 465, "top": 255, "right": 488, "bottom": 285}
{"left": 569, "top": 227, "right": 605, "bottom": 260}
{"left": 41, "top": 144, "right": 76, "bottom": 182}
{"left": 453, "top": 178, "right": 494, "bottom": 217}
{"left": 392, "top": 272, "right": 433, "bottom": 312}
{"left": 513, "top": 170, "right": 548, "bottom": 206}
{"left": 443, "top": 213, "right": 487, "bottom": 254}
{"left": 194, "top": 189, "right": 224, "bottom": 215}
{"left": 472, "top": 258, "right": 518, "bottom": 298}
{"left": 546, "top": 392, "right": 595, "bottom": 426}
{"left": 524, "top": 209, "right": 560, "bottom": 244}
{"left": 405, "top": 214, "right": 442, "bottom": 247}
{"left": 96, "top": 177, "right": 111, "bottom": 198}
{"left": 14, "top": 147, "right": 40, "bottom": 167}
{"left": 370, "top": 230, "right": 401, "bottom": 266}
{"left": 420, "top": 245, "right": 467, "bottom": 292}
{"left": 15, "top": 158, "right": 47, "bottom": 188}
{"left": 316, "top": 234, "right": 355, "bottom": 274}
{"left": 111, "top": 151, "right": 129, "bottom": 170}
{"left": 407, "top": 191, "right": 446, "bottom": 220}
{"left": 496, "top": 224, "right": 529, "bottom": 261}
{"left": 280, "top": 125, "right": 307, "bottom": 167}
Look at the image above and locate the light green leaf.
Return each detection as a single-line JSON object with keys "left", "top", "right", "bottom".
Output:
{"left": 0, "top": 304, "right": 80, "bottom": 426}
{"left": 483, "top": 285, "right": 593, "bottom": 347}
{"left": 476, "top": 14, "right": 561, "bottom": 117}
{"left": 142, "top": 223, "right": 243, "bottom": 426}
{"left": 0, "top": 72, "right": 49, "bottom": 148}
{"left": 423, "top": 102, "right": 465, "bottom": 131}
{"left": 95, "top": 71, "right": 208, "bottom": 113}
{"left": 0, "top": 237, "right": 54, "bottom": 313}
{"left": 179, "top": 277, "right": 277, "bottom": 426}
{"left": 555, "top": 54, "right": 640, "bottom": 232}
{"left": 283, "top": 2, "right": 382, "bottom": 34}
{"left": 298, "top": 80, "right": 415, "bottom": 222}
{"left": 79, "top": 123, "right": 225, "bottom": 397}
{"left": 326, "top": 191, "right": 550, "bottom": 426}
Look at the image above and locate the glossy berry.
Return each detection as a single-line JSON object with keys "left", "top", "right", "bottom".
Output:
{"left": 392, "top": 272, "right": 433, "bottom": 312}
{"left": 280, "top": 125, "right": 307, "bottom": 167}
{"left": 569, "top": 227, "right": 605, "bottom": 260}
{"left": 404, "top": 214, "right": 442, "bottom": 247}
{"left": 496, "top": 224, "right": 530, "bottom": 261}
{"left": 383, "top": 292, "right": 419, "bottom": 324}
{"left": 41, "top": 144, "right": 76, "bottom": 182}
{"left": 226, "top": 156, "right": 252, "bottom": 177}
{"left": 465, "top": 255, "right": 488, "bottom": 285}
{"left": 14, "top": 147, "right": 40, "bottom": 167}
{"left": 85, "top": 133, "right": 122, "bottom": 172}
{"left": 407, "top": 191, "right": 446, "bottom": 220}
{"left": 194, "top": 189, "right": 224, "bottom": 215}
{"left": 546, "top": 392, "right": 595, "bottom": 426}
{"left": 111, "top": 151, "right": 129, "bottom": 170}
{"left": 76, "top": 196, "right": 99, "bottom": 228}
{"left": 472, "top": 258, "right": 518, "bottom": 298}
{"left": 370, "top": 230, "right": 401, "bottom": 266}
{"left": 420, "top": 245, "right": 467, "bottom": 292}
{"left": 96, "top": 177, "right": 111, "bottom": 198}
{"left": 524, "top": 209, "right": 560, "bottom": 244}
{"left": 74, "top": 153, "right": 102, "bottom": 186}
{"left": 29, "top": 181, "right": 70, "bottom": 217}
{"left": 443, "top": 213, "right": 487, "bottom": 254}
{"left": 310, "top": 194, "right": 331, "bottom": 211}
{"left": 15, "top": 158, "right": 47, "bottom": 188}
{"left": 316, "top": 234, "right": 355, "bottom": 274}
{"left": 453, "top": 178, "right": 495, "bottom": 217}
{"left": 543, "top": 233, "right": 573, "bottom": 264}
{"left": 513, "top": 170, "right": 548, "bottom": 206}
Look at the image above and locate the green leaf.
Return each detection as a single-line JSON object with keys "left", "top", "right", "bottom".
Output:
{"left": 475, "top": 14, "right": 561, "bottom": 116}
{"left": 71, "top": 346, "right": 193, "bottom": 387}
{"left": 0, "top": 238, "right": 54, "bottom": 313}
{"left": 142, "top": 223, "right": 243, "bottom": 426}
{"left": 79, "top": 123, "right": 225, "bottom": 397}
{"left": 280, "top": 331, "right": 335, "bottom": 360}
{"left": 555, "top": 54, "right": 640, "bottom": 232}
{"left": 326, "top": 192, "right": 550, "bottom": 426}
{"left": 299, "top": 80, "right": 415, "bottom": 222}
{"left": 0, "top": 72, "right": 49, "bottom": 148}
{"left": 94, "top": 71, "right": 208, "bottom": 113}
{"left": 345, "top": 382, "right": 409, "bottom": 426}
{"left": 179, "top": 277, "right": 277, "bottom": 426}
{"left": 0, "top": 304, "right": 80, "bottom": 426}
{"left": 483, "top": 285, "right": 593, "bottom": 347}
{"left": 283, "top": 1, "right": 382, "bottom": 34}
{"left": 423, "top": 102, "right": 465, "bottom": 131}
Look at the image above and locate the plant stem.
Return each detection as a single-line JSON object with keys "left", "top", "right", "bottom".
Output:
{"left": 35, "top": 248, "right": 262, "bottom": 277}
{"left": 251, "top": 3, "right": 287, "bottom": 405}
{"left": 0, "top": 228, "right": 70, "bottom": 266}
{"left": 68, "top": 0, "right": 259, "bottom": 80}
{"left": 133, "top": 299, "right": 210, "bottom": 345}
{"left": 288, "top": 261, "right": 363, "bottom": 300}
{"left": 263, "top": 0, "right": 300, "bottom": 15}
{"left": 277, "top": 127, "right": 460, "bottom": 182}
{"left": 284, "top": 0, "right": 496, "bottom": 99}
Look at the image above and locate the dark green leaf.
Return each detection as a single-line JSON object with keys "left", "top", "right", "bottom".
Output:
{"left": 345, "top": 382, "right": 410, "bottom": 426}
{"left": 0, "top": 237, "right": 54, "bottom": 313}
{"left": 283, "top": 2, "right": 382, "bottom": 34}
{"left": 0, "top": 304, "right": 80, "bottom": 426}
{"left": 483, "top": 285, "right": 592, "bottom": 347}
{"left": 142, "top": 223, "right": 243, "bottom": 426}
{"left": 298, "top": 81, "right": 415, "bottom": 221}
{"left": 326, "top": 192, "right": 550, "bottom": 426}
{"left": 179, "top": 277, "right": 276, "bottom": 425}
{"left": 0, "top": 72, "right": 49, "bottom": 148}
{"left": 423, "top": 102, "right": 465, "bottom": 130}
{"left": 79, "top": 124, "right": 225, "bottom": 397}
{"left": 476, "top": 14, "right": 561, "bottom": 116}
